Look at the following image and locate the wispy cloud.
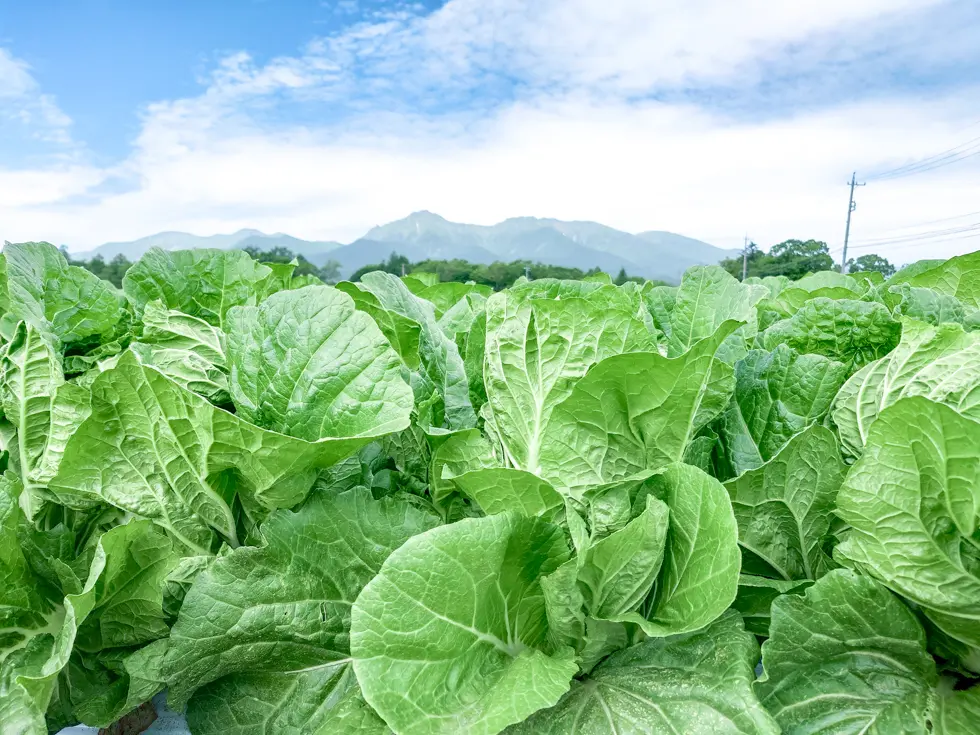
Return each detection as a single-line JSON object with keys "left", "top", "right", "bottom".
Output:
{"left": 0, "top": 48, "right": 75, "bottom": 147}
{"left": 1, "top": 0, "right": 979, "bottom": 263}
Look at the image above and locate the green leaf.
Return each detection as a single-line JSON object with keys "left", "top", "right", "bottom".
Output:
{"left": 163, "top": 486, "right": 439, "bottom": 710}
{"left": 453, "top": 468, "right": 564, "bottom": 518}
{"left": 1, "top": 519, "right": 173, "bottom": 735}
{"left": 462, "top": 309, "right": 488, "bottom": 412}
{"left": 537, "top": 321, "right": 738, "bottom": 492}
{"left": 50, "top": 352, "right": 240, "bottom": 553}
{"left": 131, "top": 300, "right": 229, "bottom": 404}
{"left": 335, "top": 281, "right": 422, "bottom": 371}
{"left": 616, "top": 464, "right": 740, "bottom": 637}
{"left": 484, "top": 290, "right": 656, "bottom": 474}
{"left": 900, "top": 250, "right": 980, "bottom": 310}
{"left": 932, "top": 683, "right": 980, "bottom": 735}
{"left": 349, "top": 272, "right": 475, "bottom": 430}
{"left": 642, "top": 284, "right": 676, "bottom": 339}
{"left": 225, "top": 285, "right": 413, "bottom": 441}
{"left": 834, "top": 396, "right": 980, "bottom": 649}
{"left": 756, "top": 568, "right": 937, "bottom": 734}
{"left": 795, "top": 271, "right": 864, "bottom": 293}
{"left": 713, "top": 345, "right": 847, "bottom": 478}
{"left": 122, "top": 247, "right": 273, "bottom": 327}
{"left": 428, "top": 428, "right": 496, "bottom": 514}
{"left": 72, "top": 521, "right": 177, "bottom": 652}
{"left": 0, "top": 473, "right": 58, "bottom": 656}
{"left": 68, "top": 638, "right": 169, "bottom": 728}
{"left": 1, "top": 242, "right": 125, "bottom": 346}
{"left": 0, "top": 323, "right": 91, "bottom": 515}
{"left": 731, "top": 575, "right": 811, "bottom": 637}
{"left": 666, "top": 265, "right": 767, "bottom": 359}
{"left": 419, "top": 282, "right": 492, "bottom": 319}
{"left": 578, "top": 494, "right": 669, "bottom": 620}
{"left": 890, "top": 284, "right": 972, "bottom": 326}
{"left": 187, "top": 665, "right": 392, "bottom": 735}
{"left": 540, "top": 561, "right": 585, "bottom": 653}
{"left": 351, "top": 512, "right": 577, "bottom": 735}
{"left": 761, "top": 297, "right": 901, "bottom": 368}
{"left": 832, "top": 319, "right": 980, "bottom": 457}
{"left": 509, "top": 611, "right": 779, "bottom": 735}
{"left": 724, "top": 426, "right": 845, "bottom": 581}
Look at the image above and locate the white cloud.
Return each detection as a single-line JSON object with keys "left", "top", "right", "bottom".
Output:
{"left": 0, "top": 48, "right": 74, "bottom": 144}
{"left": 1, "top": 0, "right": 978, "bottom": 265}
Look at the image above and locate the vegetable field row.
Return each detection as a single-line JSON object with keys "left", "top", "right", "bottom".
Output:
{"left": 1, "top": 241, "right": 978, "bottom": 734}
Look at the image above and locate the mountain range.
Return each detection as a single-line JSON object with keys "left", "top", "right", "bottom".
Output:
{"left": 71, "top": 211, "right": 739, "bottom": 283}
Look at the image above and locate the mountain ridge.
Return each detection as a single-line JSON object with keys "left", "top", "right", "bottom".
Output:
{"left": 68, "top": 211, "right": 739, "bottom": 283}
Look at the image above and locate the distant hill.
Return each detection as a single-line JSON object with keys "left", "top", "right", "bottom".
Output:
{"left": 68, "top": 212, "right": 739, "bottom": 283}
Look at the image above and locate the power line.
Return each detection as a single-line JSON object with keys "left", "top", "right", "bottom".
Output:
{"left": 848, "top": 221, "right": 980, "bottom": 250}
{"left": 866, "top": 134, "right": 980, "bottom": 181}
{"left": 866, "top": 209, "right": 980, "bottom": 235}
{"left": 849, "top": 229, "right": 980, "bottom": 254}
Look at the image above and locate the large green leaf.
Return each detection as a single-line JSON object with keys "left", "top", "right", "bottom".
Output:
{"left": 351, "top": 512, "right": 577, "bottom": 735}
{"left": 122, "top": 247, "right": 273, "bottom": 327}
{"left": 615, "top": 464, "right": 740, "bottom": 637}
{"left": 335, "top": 281, "right": 422, "bottom": 371}
{"left": 484, "top": 290, "right": 656, "bottom": 474}
{"left": 536, "top": 321, "right": 738, "bottom": 492}
{"left": 577, "top": 494, "right": 669, "bottom": 621}
{"left": 0, "top": 323, "right": 91, "bottom": 516}
{"left": 889, "top": 284, "right": 974, "bottom": 327}
{"left": 756, "top": 569, "right": 937, "bottom": 734}
{"left": 452, "top": 468, "right": 564, "bottom": 519}
{"left": 186, "top": 666, "right": 392, "bottom": 735}
{"left": 342, "top": 272, "right": 475, "bottom": 430}
{"left": 163, "top": 486, "right": 438, "bottom": 722}
{"left": 0, "top": 519, "right": 175, "bottom": 735}
{"left": 899, "top": 250, "right": 980, "bottom": 310}
{"left": 0, "top": 473, "right": 57, "bottom": 658}
{"left": 665, "top": 265, "right": 767, "bottom": 359}
{"left": 834, "top": 397, "right": 980, "bottom": 648}
{"left": 761, "top": 297, "right": 901, "bottom": 368}
{"left": 724, "top": 426, "right": 845, "bottom": 581}
{"left": 50, "top": 351, "right": 412, "bottom": 553}
{"left": 509, "top": 611, "right": 779, "bottom": 735}
{"left": 1, "top": 242, "right": 125, "bottom": 346}
{"left": 131, "top": 300, "right": 229, "bottom": 404}
{"left": 225, "top": 285, "right": 413, "bottom": 441}
{"left": 713, "top": 346, "right": 847, "bottom": 478}
{"left": 832, "top": 319, "right": 980, "bottom": 457}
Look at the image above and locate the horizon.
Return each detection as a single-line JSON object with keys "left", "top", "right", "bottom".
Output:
{"left": 2, "top": 1, "right": 979, "bottom": 262}
{"left": 63, "top": 210, "right": 742, "bottom": 256}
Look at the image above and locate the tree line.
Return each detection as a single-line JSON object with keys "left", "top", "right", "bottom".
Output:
{"left": 719, "top": 239, "right": 895, "bottom": 280}
{"left": 349, "top": 253, "right": 653, "bottom": 290}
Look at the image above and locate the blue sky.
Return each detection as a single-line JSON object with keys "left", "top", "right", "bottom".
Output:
{"left": 1, "top": 0, "right": 979, "bottom": 259}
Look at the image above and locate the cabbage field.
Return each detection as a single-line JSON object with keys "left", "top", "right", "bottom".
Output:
{"left": 1, "top": 240, "right": 979, "bottom": 734}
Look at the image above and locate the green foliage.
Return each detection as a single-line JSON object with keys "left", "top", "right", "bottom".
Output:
{"left": 1, "top": 239, "right": 980, "bottom": 735}
{"left": 722, "top": 238, "right": 836, "bottom": 280}
{"left": 847, "top": 252, "right": 896, "bottom": 277}
{"left": 352, "top": 253, "right": 647, "bottom": 290}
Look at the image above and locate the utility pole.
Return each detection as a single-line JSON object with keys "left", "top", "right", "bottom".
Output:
{"left": 840, "top": 172, "right": 865, "bottom": 274}
{"left": 524, "top": 265, "right": 530, "bottom": 280}
{"left": 741, "top": 235, "right": 749, "bottom": 281}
